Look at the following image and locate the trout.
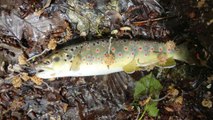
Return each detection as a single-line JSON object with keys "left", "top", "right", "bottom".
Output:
{"left": 35, "top": 39, "right": 195, "bottom": 79}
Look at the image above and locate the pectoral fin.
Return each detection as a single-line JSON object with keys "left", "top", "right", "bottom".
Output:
{"left": 123, "top": 59, "right": 141, "bottom": 74}
{"left": 70, "top": 54, "right": 82, "bottom": 71}
{"left": 156, "top": 57, "right": 176, "bottom": 68}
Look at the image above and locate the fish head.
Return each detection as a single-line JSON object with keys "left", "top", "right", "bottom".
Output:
{"left": 35, "top": 51, "right": 70, "bottom": 78}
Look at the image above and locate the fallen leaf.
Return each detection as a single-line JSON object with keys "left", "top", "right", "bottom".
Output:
{"left": 10, "top": 98, "right": 24, "bottom": 111}
{"left": 125, "top": 105, "right": 134, "bottom": 111}
{"left": 167, "top": 86, "right": 179, "bottom": 97}
{"left": 174, "top": 96, "right": 183, "bottom": 105}
{"left": 20, "top": 72, "right": 30, "bottom": 81}
{"left": 18, "top": 54, "right": 27, "bottom": 65}
{"left": 30, "top": 76, "right": 43, "bottom": 85}
{"left": 197, "top": 0, "right": 206, "bottom": 8}
{"left": 62, "top": 103, "right": 69, "bottom": 112}
{"left": 164, "top": 107, "right": 174, "bottom": 112}
{"left": 48, "top": 39, "right": 57, "bottom": 50}
{"left": 172, "top": 96, "right": 184, "bottom": 112}
{"left": 202, "top": 99, "right": 212, "bottom": 108}
{"left": 139, "top": 97, "right": 151, "bottom": 106}
{"left": 12, "top": 76, "right": 22, "bottom": 88}
{"left": 64, "top": 21, "right": 72, "bottom": 41}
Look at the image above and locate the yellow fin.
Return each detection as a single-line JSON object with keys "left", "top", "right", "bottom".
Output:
{"left": 156, "top": 57, "right": 176, "bottom": 68}
{"left": 123, "top": 59, "right": 140, "bottom": 74}
{"left": 70, "top": 54, "right": 82, "bottom": 71}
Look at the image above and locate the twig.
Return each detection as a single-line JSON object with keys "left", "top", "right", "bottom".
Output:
{"left": 151, "top": 94, "right": 169, "bottom": 102}
{"left": 132, "top": 16, "right": 175, "bottom": 26}
{"left": 107, "top": 37, "right": 113, "bottom": 54}
{"left": 27, "top": 49, "right": 49, "bottom": 62}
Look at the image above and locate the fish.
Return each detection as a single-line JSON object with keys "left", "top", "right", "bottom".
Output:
{"left": 35, "top": 39, "right": 196, "bottom": 79}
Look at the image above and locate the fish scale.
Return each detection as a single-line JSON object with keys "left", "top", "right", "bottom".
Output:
{"left": 35, "top": 39, "right": 193, "bottom": 79}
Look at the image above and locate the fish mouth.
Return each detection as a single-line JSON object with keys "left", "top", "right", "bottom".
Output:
{"left": 35, "top": 66, "right": 54, "bottom": 74}
{"left": 35, "top": 67, "right": 55, "bottom": 79}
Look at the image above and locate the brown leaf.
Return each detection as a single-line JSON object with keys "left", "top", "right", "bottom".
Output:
{"left": 139, "top": 96, "right": 151, "bottom": 106}
{"left": 30, "top": 76, "right": 43, "bottom": 85}
{"left": 48, "top": 39, "right": 57, "bottom": 50}
{"left": 62, "top": 103, "right": 69, "bottom": 112}
{"left": 202, "top": 99, "right": 212, "bottom": 108}
{"left": 20, "top": 72, "right": 30, "bottom": 81}
{"left": 174, "top": 96, "right": 183, "bottom": 105}
{"left": 167, "top": 86, "right": 179, "bottom": 97}
{"left": 164, "top": 107, "right": 174, "bottom": 112}
{"left": 12, "top": 76, "right": 22, "bottom": 88}
{"left": 10, "top": 98, "right": 24, "bottom": 111}
{"left": 18, "top": 54, "right": 27, "bottom": 65}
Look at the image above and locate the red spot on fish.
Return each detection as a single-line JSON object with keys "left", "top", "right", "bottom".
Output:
{"left": 124, "top": 47, "right": 128, "bottom": 51}
{"left": 159, "top": 48, "right": 162, "bottom": 52}
{"left": 87, "top": 46, "right": 90, "bottom": 50}
{"left": 131, "top": 52, "right": 134, "bottom": 56}
{"left": 118, "top": 53, "right": 122, "bottom": 57}
{"left": 167, "top": 48, "right": 171, "bottom": 52}
{"left": 111, "top": 47, "right": 116, "bottom": 52}
{"left": 96, "top": 48, "right": 100, "bottom": 53}
{"left": 138, "top": 47, "right": 143, "bottom": 51}
{"left": 145, "top": 53, "right": 147, "bottom": 56}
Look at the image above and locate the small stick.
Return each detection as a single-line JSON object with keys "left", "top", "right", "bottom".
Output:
{"left": 107, "top": 37, "right": 113, "bottom": 54}
{"left": 27, "top": 49, "right": 49, "bottom": 62}
{"left": 132, "top": 16, "right": 175, "bottom": 26}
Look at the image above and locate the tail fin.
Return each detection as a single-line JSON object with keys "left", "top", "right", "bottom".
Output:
{"left": 174, "top": 42, "right": 199, "bottom": 65}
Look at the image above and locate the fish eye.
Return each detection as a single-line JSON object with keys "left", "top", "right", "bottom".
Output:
{"left": 43, "top": 59, "right": 51, "bottom": 65}
{"left": 53, "top": 56, "right": 60, "bottom": 62}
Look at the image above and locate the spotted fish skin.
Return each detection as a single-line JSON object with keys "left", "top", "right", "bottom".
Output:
{"left": 35, "top": 39, "right": 190, "bottom": 79}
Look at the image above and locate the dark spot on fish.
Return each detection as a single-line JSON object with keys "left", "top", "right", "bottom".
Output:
{"left": 96, "top": 41, "right": 100, "bottom": 44}
{"left": 65, "top": 48, "right": 68, "bottom": 51}
{"left": 93, "top": 43, "right": 96, "bottom": 46}
{"left": 70, "top": 48, "right": 74, "bottom": 51}
{"left": 64, "top": 59, "right": 67, "bottom": 62}
{"left": 53, "top": 57, "right": 60, "bottom": 62}
{"left": 66, "top": 54, "right": 72, "bottom": 59}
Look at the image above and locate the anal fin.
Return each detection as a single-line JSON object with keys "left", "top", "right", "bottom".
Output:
{"left": 123, "top": 59, "right": 141, "bottom": 74}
